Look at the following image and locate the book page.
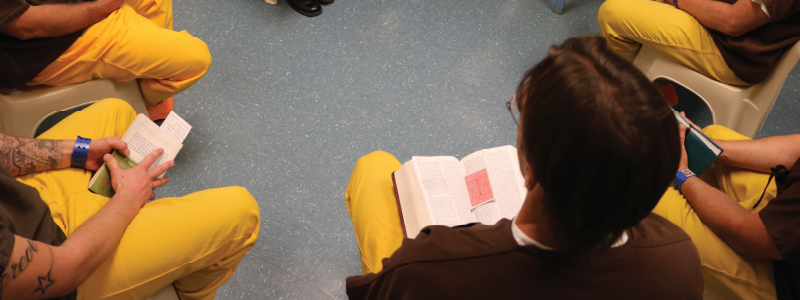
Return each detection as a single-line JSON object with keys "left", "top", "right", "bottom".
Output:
{"left": 460, "top": 145, "right": 526, "bottom": 225}
{"left": 411, "top": 156, "right": 474, "bottom": 227}
{"left": 161, "top": 111, "right": 192, "bottom": 142}
{"left": 122, "top": 114, "right": 183, "bottom": 171}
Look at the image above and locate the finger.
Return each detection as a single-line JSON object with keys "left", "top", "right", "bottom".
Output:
{"left": 151, "top": 176, "right": 170, "bottom": 188}
{"left": 138, "top": 148, "right": 165, "bottom": 170}
{"left": 678, "top": 124, "right": 686, "bottom": 141}
{"left": 148, "top": 160, "right": 175, "bottom": 179}
{"left": 103, "top": 154, "right": 121, "bottom": 173}
{"left": 107, "top": 138, "right": 130, "bottom": 157}
{"left": 150, "top": 191, "right": 156, "bottom": 200}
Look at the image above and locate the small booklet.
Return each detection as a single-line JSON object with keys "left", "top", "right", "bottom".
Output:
{"left": 88, "top": 112, "right": 192, "bottom": 197}
{"left": 392, "top": 145, "right": 527, "bottom": 239}
{"left": 673, "top": 108, "right": 723, "bottom": 176}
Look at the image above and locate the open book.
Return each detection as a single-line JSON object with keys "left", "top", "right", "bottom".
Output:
{"left": 88, "top": 112, "right": 192, "bottom": 197}
{"left": 672, "top": 109, "right": 723, "bottom": 176}
{"left": 392, "top": 145, "right": 527, "bottom": 239}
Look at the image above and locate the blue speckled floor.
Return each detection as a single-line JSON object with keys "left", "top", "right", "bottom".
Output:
{"left": 154, "top": 0, "right": 800, "bottom": 299}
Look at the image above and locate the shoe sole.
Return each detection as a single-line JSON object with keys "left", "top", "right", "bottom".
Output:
{"left": 288, "top": 1, "right": 322, "bottom": 17}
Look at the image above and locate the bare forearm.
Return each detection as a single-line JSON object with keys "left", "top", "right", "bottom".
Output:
{"left": 678, "top": 0, "right": 769, "bottom": 37}
{"left": 0, "top": 134, "right": 73, "bottom": 176}
{"left": 2, "top": 0, "right": 121, "bottom": 40}
{"left": 715, "top": 134, "right": 800, "bottom": 173}
{"left": 682, "top": 177, "right": 781, "bottom": 260}
{"left": 57, "top": 197, "right": 138, "bottom": 287}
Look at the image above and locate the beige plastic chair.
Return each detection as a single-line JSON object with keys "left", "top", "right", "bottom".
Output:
{"left": 0, "top": 79, "right": 149, "bottom": 138}
{"left": 633, "top": 41, "right": 800, "bottom": 138}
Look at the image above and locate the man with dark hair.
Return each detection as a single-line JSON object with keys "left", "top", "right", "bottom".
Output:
{"left": 343, "top": 36, "right": 703, "bottom": 299}
{"left": 655, "top": 121, "right": 800, "bottom": 299}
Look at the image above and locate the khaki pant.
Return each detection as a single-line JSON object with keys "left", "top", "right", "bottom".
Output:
{"left": 28, "top": 0, "right": 211, "bottom": 105}
{"left": 16, "top": 99, "right": 259, "bottom": 300}
{"left": 597, "top": 0, "right": 750, "bottom": 86}
{"left": 653, "top": 125, "right": 777, "bottom": 300}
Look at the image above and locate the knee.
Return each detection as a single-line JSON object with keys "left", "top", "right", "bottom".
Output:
{"left": 187, "top": 37, "right": 212, "bottom": 75}
{"left": 597, "top": 0, "right": 628, "bottom": 29}
{"left": 355, "top": 151, "right": 399, "bottom": 168}
{"left": 702, "top": 125, "right": 750, "bottom": 141}
{"left": 212, "top": 186, "right": 261, "bottom": 230}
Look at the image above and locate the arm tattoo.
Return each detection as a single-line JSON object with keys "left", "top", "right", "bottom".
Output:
{"left": 0, "top": 134, "right": 67, "bottom": 176}
{"left": 32, "top": 245, "right": 55, "bottom": 294}
{"left": 1, "top": 240, "right": 41, "bottom": 287}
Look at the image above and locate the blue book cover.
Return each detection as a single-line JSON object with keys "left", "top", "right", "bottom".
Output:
{"left": 672, "top": 108, "right": 723, "bottom": 176}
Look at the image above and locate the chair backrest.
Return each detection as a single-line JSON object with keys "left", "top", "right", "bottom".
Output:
{"left": 0, "top": 79, "right": 148, "bottom": 138}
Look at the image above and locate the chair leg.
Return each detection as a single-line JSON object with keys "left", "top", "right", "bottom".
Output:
{"left": 554, "top": 0, "right": 566, "bottom": 14}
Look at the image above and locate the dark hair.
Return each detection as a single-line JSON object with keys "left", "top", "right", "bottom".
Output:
{"left": 516, "top": 36, "right": 680, "bottom": 257}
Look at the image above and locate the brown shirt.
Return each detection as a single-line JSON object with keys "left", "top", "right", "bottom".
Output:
{"left": 346, "top": 215, "right": 703, "bottom": 300}
{"left": 0, "top": 166, "right": 74, "bottom": 299}
{"left": 709, "top": 0, "right": 800, "bottom": 84}
{"left": 0, "top": 0, "right": 86, "bottom": 90}
{"left": 759, "top": 157, "right": 800, "bottom": 300}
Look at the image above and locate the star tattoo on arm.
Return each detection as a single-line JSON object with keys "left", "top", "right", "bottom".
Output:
{"left": 32, "top": 245, "right": 55, "bottom": 295}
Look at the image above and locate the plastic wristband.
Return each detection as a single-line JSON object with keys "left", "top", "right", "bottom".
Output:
{"left": 71, "top": 136, "right": 91, "bottom": 169}
{"left": 673, "top": 168, "right": 696, "bottom": 194}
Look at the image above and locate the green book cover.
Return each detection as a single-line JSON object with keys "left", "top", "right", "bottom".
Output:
{"left": 87, "top": 151, "right": 139, "bottom": 197}
{"left": 672, "top": 109, "right": 723, "bottom": 176}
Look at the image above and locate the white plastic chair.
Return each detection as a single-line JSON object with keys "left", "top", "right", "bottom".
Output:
{"left": 0, "top": 79, "right": 150, "bottom": 138}
{"left": 633, "top": 41, "right": 800, "bottom": 138}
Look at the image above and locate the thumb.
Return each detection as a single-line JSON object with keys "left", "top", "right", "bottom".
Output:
{"left": 104, "top": 154, "right": 121, "bottom": 173}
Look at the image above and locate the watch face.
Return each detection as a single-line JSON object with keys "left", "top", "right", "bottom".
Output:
{"left": 682, "top": 169, "right": 693, "bottom": 176}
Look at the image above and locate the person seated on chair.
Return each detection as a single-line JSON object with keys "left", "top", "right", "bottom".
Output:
{"left": 654, "top": 117, "right": 800, "bottom": 299}
{"left": 0, "top": 0, "right": 212, "bottom": 120}
{"left": 343, "top": 36, "right": 703, "bottom": 299}
{"left": 0, "top": 98, "right": 260, "bottom": 299}
{"left": 597, "top": 0, "right": 800, "bottom": 86}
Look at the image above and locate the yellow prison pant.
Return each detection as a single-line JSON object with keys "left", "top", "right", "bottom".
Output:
{"left": 345, "top": 151, "right": 406, "bottom": 275}
{"left": 28, "top": 0, "right": 211, "bottom": 105}
{"left": 15, "top": 99, "right": 260, "bottom": 300}
{"left": 654, "top": 125, "right": 777, "bottom": 300}
{"left": 597, "top": 0, "right": 750, "bottom": 86}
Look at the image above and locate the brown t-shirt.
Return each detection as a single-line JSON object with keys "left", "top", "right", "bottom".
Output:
{"left": 709, "top": 0, "right": 800, "bottom": 84}
{"left": 759, "top": 157, "right": 800, "bottom": 300}
{"left": 346, "top": 215, "right": 703, "bottom": 300}
{"left": 0, "top": 0, "right": 86, "bottom": 90}
{"left": 0, "top": 166, "right": 74, "bottom": 299}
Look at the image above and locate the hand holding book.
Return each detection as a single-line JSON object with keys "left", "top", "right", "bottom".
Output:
{"left": 103, "top": 148, "right": 174, "bottom": 204}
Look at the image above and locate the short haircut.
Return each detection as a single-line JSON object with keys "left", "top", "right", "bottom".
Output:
{"left": 516, "top": 36, "right": 680, "bottom": 257}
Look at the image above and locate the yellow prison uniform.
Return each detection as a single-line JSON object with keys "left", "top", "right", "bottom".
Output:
{"left": 597, "top": 0, "right": 750, "bottom": 86}
{"left": 15, "top": 99, "right": 260, "bottom": 300}
{"left": 345, "top": 151, "right": 406, "bottom": 275}
{"left": 654, "top": 125, "right": 777, "bottom": 300}
{"left": 27, "top": 0, "right": 211, "bottom": 105}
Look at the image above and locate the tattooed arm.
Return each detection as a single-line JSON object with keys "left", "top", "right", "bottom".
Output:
{"left": 0, "top": 134, "right": 73, "bottom": 176}
{"left": 0, "top": 133, "right": 131, "bottom": 177}
{"left": 0, "top": 149, "right": 174, "bottom": 299}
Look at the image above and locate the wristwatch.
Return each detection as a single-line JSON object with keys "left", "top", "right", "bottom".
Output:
{"left": 673, "top": 168, "right": 696, "bottom": 194}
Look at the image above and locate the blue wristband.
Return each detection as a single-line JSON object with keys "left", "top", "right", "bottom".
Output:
{"left": 71, "top": 136, "right": 91, "bottom": 169}
{"left": 673, "top": 168, "right": 696, "bottom": 194}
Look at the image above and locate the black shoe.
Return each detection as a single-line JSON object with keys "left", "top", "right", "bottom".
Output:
{"left": 318, "top": 0, "right": 333, "bottom": 5}
{"left": 287, "top": 0, "right": 322, "bottom": 17}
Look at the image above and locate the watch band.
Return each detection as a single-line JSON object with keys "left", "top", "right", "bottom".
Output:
{"left": 71, "top": 136, "right": 91, "bottom": 169}
{"left": 673, "top": 168, "right": 696, "bottom": 194}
